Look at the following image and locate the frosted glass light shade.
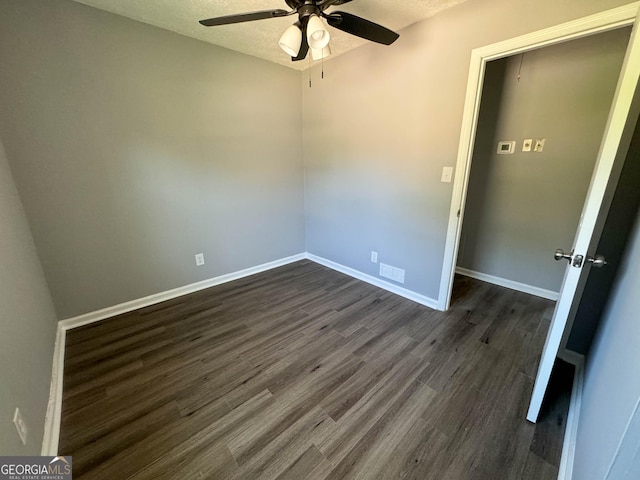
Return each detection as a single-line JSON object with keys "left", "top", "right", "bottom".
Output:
{"left": 307, "top": 15, "right": 330, "bottom": 49}
{"left": 311, "top": 45, "right": 331, "bottom": 60}
{"left": 279, "top": 24, "right": 302, "bottom": 57}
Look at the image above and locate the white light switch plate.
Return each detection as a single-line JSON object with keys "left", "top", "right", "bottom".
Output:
{"left": 534, "top": 139, "right": 545, "bottom": 152}
{"left": 523, "top": 139, "right": 532, "bottom": 152}
{"left": 441, "top": 166, "right": 453, "bottom": 183}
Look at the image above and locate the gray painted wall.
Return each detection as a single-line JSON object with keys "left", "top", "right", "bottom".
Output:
{"left": 573, "top": 209, "right": 640, "bottom": 479}
{"left": 0, "top": 138, "right": 58, "bottom": 454}
{"left": 458, "top": 30, "right": 629, "bottom": 292}
{"left": 302, "top": 0, "right": 633, "bottom": 301}
{"left": 0, "top": 0, "right": 305, "bottom": 319}
{"left": 607, "top": 400, "right": 640, "bottom": 479}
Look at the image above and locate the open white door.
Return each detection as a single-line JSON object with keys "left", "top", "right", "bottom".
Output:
{"left": 527, "top": 9, "right": 640, "bottom": 422}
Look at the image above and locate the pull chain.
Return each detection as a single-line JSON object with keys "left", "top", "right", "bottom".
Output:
{"left": 309, "top": 55, "right": 312, "bottom": 88}
{"left": 517, "top": 53, "right": 524, "bottom": 82}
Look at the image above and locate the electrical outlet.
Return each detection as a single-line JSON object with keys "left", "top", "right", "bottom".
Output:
{"left": 195, "top": 253, "right": 205, "bottom": 266}
{"left": 371, "top": 251, "right": 378, "bottom": 263}
{"left": 13, "top": 408, "right": 28, "bottom": 445}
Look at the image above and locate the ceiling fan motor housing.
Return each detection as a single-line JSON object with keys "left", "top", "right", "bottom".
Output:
{"left": 291, "top": 1, "right": 321, "bottom": 20}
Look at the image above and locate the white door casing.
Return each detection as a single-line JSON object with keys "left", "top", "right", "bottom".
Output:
{"left": 436, "top": 2, "right": 640, "bottom": 422}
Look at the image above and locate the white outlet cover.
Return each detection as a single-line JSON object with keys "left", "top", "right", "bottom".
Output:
{"left": 13, "top": 408, "right": 27, "bottom": 445}
{"left": 370, "top": 251, "right": 378, "bottom": 263}
{"left": 195, "top": 253, "right": 205, "bottom": 266}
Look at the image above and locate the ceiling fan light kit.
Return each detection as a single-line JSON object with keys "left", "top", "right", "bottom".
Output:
{"left": 311, "top": 45, "right": 332, "bottom": 60}
{"left": 306, "top": 14, "right": 330, "bottom": 49}
{"left": 199, "top": 0, "right": 399, "bottom": 63}
{"left": 279, "top": 23, "right": 303, "bottom": 57}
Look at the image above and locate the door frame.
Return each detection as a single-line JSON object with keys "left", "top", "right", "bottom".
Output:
{"left": 437, "top": 2, "right": 640, "bottom": 312}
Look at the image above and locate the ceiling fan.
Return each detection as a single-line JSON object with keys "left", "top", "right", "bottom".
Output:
{"left": 199, "top": 0, "right": 399, "bottom": 62}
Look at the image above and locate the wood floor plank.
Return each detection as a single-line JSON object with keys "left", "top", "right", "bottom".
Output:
{"left": 372, "top": 419, "right": 450, "bottom": 480}
{"left": 251, "top": 355, "right": 365, "bottom": 465}
{"left": 459, "top": 373, "right": 537, "bottom": 480}
{"left": 60, "top": 359, "right": 209, "bottom": 452}
{"left": 520, "top": 452, "right": 559, "bottom": 480}
{"left": 230, "top": 406, "right": 335, "bottom": 480}
{"left": 411, "top": 306, "right": 476, "bottom": 361}
{"left": 133, "top": 441, "right": 239, "bottom": 480}
{"left": 316, "top": 353, "right": 429, "bottom": 465}
{"left": 115, "top": 391, "right": 273, "bottom": 480}
{"left": 59, "top": 264, "right": 570, "bottom": 479}
{"left": 420, "top": 357, "right": 493, "bottom": 438}
{"left": 530, "top": 359, "right": 574, "bottom": 467}
{"left": 79, "top": 396, "right": 231, "bottom": 480}
{"left": 273, "top": 445, "right": 332, "bottom": 480}
{"left": 478, "top": 297, "right": 526, "bottom": 351}
{"left": 63, "top": 339, "right": 173, "bottom": 389}
{"left": 323, "top": 380, "right": 437, "bottom": 479}
{"left": 319, "top": 351, "right": 427, "bottom": 423}
{"left": 68, "top": 401, "right": 182, "bottom": 477}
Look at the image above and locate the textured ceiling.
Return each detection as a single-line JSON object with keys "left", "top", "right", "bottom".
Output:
{"left": 71, "top": 0, "right": 469, "bottom": 70}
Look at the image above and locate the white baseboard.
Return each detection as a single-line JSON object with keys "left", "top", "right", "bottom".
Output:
{"left": 558, "top": 348, "right": 584, "bottom": 367}
{"left": 38, "top": 252, "right": 586, "bottom": 464}
{"left": 59, "top": 253, "right": 306, "bottom": 330}
{"left": 455, "top": 267, "right": 559, "bottom": 301}
{"left": 558, "top": 352, "right": 585, "bottom": 480}
{"left": 42, "top": 252, "right": 440, "bottom": 454}
{"left": 42, "top": 252, "right": 305, "bottom": 455}
{"left": 306, "top": 253, "right": 440, "bottom": 310}
{"left": 41, "top": 324, "right": 66, "bottom": 456}
{"left": 43, "top": 254, "right": 566, "bottom": 455}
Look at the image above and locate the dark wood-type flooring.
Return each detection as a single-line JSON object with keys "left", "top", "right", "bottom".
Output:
{"left": 60, "top": 260, "right": 570, "bottom": 479}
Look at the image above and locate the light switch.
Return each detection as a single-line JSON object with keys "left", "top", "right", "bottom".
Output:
{"left": 523, "top": 139, "right": 532, "bottom": 152}
{"left": 441, "top": 166, "right": 453, "bottom": 183}
{"left": 534, "top": 139, "right": 545, "bottom": 152}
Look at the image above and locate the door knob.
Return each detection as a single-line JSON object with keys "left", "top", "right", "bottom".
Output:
{"left": 554, "top": 248, "right": 573, "bottom": 262}
{"left": 586, "top": 254, "right": 607, "bottom": 268}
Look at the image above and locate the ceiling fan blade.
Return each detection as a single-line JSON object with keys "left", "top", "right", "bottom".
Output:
{"left": 326, "top": 11, "right": 399, "bottom": 45}
{"left": 317, "top": 0, "right": 354, "bottom": 7}
{"left": 292, "top": 26, "right": 309, "bottom": 61}
{"left": 199, "top": 9, "right": 290, "bottom": 27}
